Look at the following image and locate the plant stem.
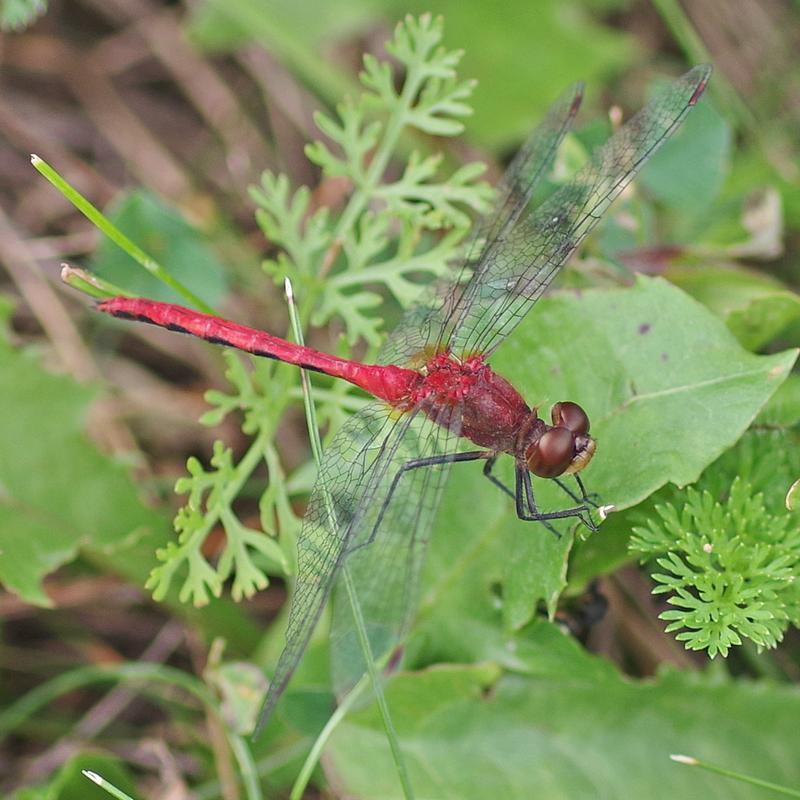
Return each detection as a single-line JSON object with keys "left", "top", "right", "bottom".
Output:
{"left": 289, "top": 672, "right": 370, "bottom": 800}
{"left": 328, "top": 52, "right": 426, "bottom": 260}
{"left": 82, "top": 771, "right": 136, "bottom": 800}
{"left": 671, "top": 754, "right": 800, "bottom": 798}
{"left": 32, "top": 155, "right": 215, "bottom": 313}
{"left": 341, "top": 565, "right": 415, "bottom": 797}
{"left": 284, "top": 277, "right": 415, "bottom": 799}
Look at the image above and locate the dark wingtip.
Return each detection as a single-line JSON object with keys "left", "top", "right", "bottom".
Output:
{"left": 570, "top": 86, "right": 584, "bottom": 115}
{"left": 687, "top": 64, "right": 713, "bottom": 106}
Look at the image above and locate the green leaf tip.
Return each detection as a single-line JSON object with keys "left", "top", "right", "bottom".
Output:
{"left": 786, "top": 478, "right": 800, "bottom": 511}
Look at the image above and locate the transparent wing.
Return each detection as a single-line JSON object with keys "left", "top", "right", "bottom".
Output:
{"left": 378, "top": 82, "right": 584, "bottom": 367}
{"left": 328, "top": 402, "right": 462, "bottom": 700}
{"left": 448, "top": 64, "right": 711, "bottom": 358}
{"left": 254, "top": 402, "right": 418, "bottom": 733}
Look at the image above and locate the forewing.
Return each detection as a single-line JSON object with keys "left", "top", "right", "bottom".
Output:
{"left": 254, "top": 402, "right": 417, "bottom": 734}
{"left": 328, "top": 402, "right": 463, "bottom": 700}
{"left": 449, "top": 64, "right": 712, "bottom": 359}
{"left": 378, "top": 82, "right": 584, "bottom": 367}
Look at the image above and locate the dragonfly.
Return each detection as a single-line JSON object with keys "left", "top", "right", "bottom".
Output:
{"left": 96, "top": 65, "right": 711, "bottom": 733}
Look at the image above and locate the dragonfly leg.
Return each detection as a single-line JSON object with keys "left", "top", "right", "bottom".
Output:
{"left": 515, "top": 466, "right": 598, "bottom": 536}
{"left": 347, "top": 450, "right": 492, "bottom": 554}
{"left": 482, "top": 455, "right": 516, "bottom": 501}
{"left": 552, "top": 474, "right": 601, "bottom": 509}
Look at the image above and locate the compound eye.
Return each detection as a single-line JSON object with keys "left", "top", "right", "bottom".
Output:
{"left": 527, "top": 426, "right": 574, "bottom": 478}
{"left": 551, "top": 401, "right": 590, "bottom": 436}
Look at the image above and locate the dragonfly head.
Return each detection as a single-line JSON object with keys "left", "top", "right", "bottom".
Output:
{"left": 524, "top": 401, "right": 596, "bottom": 478}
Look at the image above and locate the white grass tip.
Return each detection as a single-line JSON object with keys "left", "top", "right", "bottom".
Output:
{"left": 284, "top": 276, "right": 294, "bottom": 302}
{"left": 82, "top": 770, "right": 103, "bottom": 784}
{"left": 598, "top": 504, "right": 616, "bottom": 521}
{"left": 670, "top": 754, "right": 698, "bottom": 765}
{"left": 31, "top": 154, "right": 41, "bottom": 164}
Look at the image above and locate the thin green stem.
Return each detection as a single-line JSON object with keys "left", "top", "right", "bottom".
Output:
{"left": 60, "top": 264, "right": 134, "bottom": 300}
{"left": 330, "top": 56, "right": 426, "bottom": 248}
{"left": 82, "top": 771, "right": 136, "bottom": 800}
{"left": 32, "top": 155, "right": 215, "bottom": 313}
{"left": 284, "top": 278, "right": 415, "bottom": 799}
{"left": 195, "top": 740, "right": 312, "bottom": 800}
{"left": 671, "top": 754, "right": 800, "bottom": 798}
{"left": 341, "top": 566, "right": 415, "bottom": 797}
{"left": 290, "top": 672, "right": 371, "bottom": 800}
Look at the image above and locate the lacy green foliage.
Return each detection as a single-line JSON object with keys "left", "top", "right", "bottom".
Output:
{"left": 147, "top": 353, "right": 298, "bottom": 606}
{"left": 157, "top": 14, "right": 491, "bottom": 606}
{"left": 631, "top": 431, "right": 800, "bottom": 657}
{"left": 0, "top": 0, "right": 45, "bottom": 30}
{"left": 253, "top": 13, "right": 492, "bottom": 347}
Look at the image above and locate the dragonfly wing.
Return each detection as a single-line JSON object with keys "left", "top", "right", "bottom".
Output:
{"left": 378, "top": 82, "right": 584, "bottom": 367}
{"left": 449, "top": 64, "right": 712, "bottom": 359}
{"left": 255, "top": 401, "right": 419, "bottom": 734}
{"left": 328, "top": 402, "right": 463, "bottom": 700}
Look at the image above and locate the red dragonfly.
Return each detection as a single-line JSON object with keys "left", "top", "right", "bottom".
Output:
{"left": 97, "top": 65, "right": 710, "bottom": 731}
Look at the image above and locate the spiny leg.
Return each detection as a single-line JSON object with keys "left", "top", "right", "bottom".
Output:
{"left": 516, "top": 467, "right": 598, "bottom": 535}
{"left": 482, "top": 455, "right": 515, "bottom": 501}
{"left": 483, "top": 458, "right": 596, "bottom": 535}
{"left": 552, "top": 474, "right": 601, "bottom": 509}
{"left": 347, "top": 450, "right": 492, "bottom": 555}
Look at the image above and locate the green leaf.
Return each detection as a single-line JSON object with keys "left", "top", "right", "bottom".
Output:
{"left": 501, "top": 277, "right": 795, "bottom": 510}
{"left": 0, "top": 347, "right": 166, "bottom": 606}
{"left": 327, "top": 624, "right": 800, "bottom": 799}
{"left": 419, "top": 277, "right": 795, "bottom": 635}
{"left": 89, "top": 189, "right": 229, "bottom": 308}
{"left": 667, "top": 264, "right": 800, "bottom": 351}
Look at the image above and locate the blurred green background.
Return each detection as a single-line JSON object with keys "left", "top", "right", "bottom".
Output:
{"left": 2, "top": 1, "right": 800, "bottom": 798}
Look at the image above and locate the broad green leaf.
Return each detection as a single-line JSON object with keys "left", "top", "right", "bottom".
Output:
{"left": 756, "top": 373, "right": 800, "bottom": 427}
{"left": 0, "top": 347, "right": 165, "bottom": 605}
{"left": 417, "top": 277, "right": 795, "bottom": 637}
{"left": 89, "top": 189, "right": 229, "bottom": 307}
{"left": 327, "top": 623, "right": 800, "bottom": 799}
{"left": 497, "top": 277, "right": 796, "bottom": 509}
{"left": 567, "top": 500, "right": 647, "bottom": 591}
{"left": 666, "top": 264, "right": 800, "bottom": 351}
